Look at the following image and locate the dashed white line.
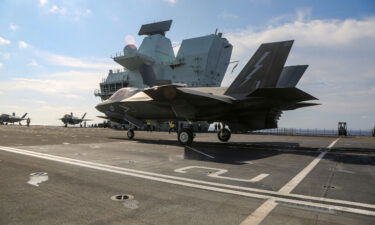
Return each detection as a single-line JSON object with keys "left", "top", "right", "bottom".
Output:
{"left": 240, "top": 138, "right": 341, "bottom": 225}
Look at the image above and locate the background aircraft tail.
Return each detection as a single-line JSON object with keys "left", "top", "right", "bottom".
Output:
{"left": 21, "top": 113, "right": 27, "bottom": 118}
{"left": 81, "top": 113, "right": 87, "bottom": 120}
{"left": 224, "top": 40, "right": 293, "bottom": 98}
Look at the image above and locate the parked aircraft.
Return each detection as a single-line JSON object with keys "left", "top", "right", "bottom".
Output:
{"left": 60, "top": 113, "right": 90, "bottom": 127}
{"left": 0, "top": 113, "right": 28, "bottom": 125}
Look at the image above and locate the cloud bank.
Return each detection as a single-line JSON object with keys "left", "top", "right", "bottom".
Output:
{"left": 223, "top": 16, "right": 375, "bottom": 129}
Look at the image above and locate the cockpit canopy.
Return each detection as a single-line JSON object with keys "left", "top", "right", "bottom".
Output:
{"left": 109, "top": 87, "right": 140, "bottom": 101}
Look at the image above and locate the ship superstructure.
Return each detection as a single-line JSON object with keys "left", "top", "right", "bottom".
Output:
{"left": 95, "top": 20, "right": 233, "bottom": 101}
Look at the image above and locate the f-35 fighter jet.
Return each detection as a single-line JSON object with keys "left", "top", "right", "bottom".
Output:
{"left": 0, "top": 113, "right": 28, "bottom": 125}
{"left": 96, "top": 40, "right": 319, "bottom": 145}
{"left": 60, "top": 112, "right": 90, "bottom": 127}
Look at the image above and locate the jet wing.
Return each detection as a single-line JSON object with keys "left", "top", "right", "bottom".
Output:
{"left": 281, "top": 102, "right": 321, "bottom": 110}
{"left": 142, "top": 85, "right": 233, "bottom": 120}
{"left": 248, "top": 87, "right": 318, "bottom": 102}
{"left": 143, "top": 85, "right": 233, "bottom": 105}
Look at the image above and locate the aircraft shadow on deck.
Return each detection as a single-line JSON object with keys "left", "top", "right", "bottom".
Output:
{"left": 108, "top": 136, "right": 375, "bottom": 166}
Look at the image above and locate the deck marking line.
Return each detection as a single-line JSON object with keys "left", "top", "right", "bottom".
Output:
{"left": 2, "top": 142, "right": 375, "bottom": 218}
{"left": 239, "top": 200, "right": 278, "bottom": 225}
{"left": 3, "top": 145, "right": 373, "bottom": 216}
{"left": 1, "top": 144, "right": 374, "bottom": 210}
{"left": 248, "top": 173, "right": 269, "bottom": 182}
{"left": 240, "top": 138, "right": 341, "bottom": 225}
{"left": 174, "top": 166, "right": 269, "bottom": 183}
{"left": 185, "top": 146, "right": 215, "bottom": 159}
{"left": 1, "top": 144, "right": 373, "bottom": 210}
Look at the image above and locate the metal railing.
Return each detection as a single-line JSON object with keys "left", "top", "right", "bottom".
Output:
{"left": 251, "top": 128, "right": 374, "bottom": 137}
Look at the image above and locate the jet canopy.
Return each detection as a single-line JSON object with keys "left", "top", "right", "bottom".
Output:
{"left": 109, "top": 87, "right": 140, "bottom": 101}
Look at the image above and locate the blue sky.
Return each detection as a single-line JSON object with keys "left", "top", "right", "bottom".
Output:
{"left": 0, "top": 0, "right": 374, "bottom": 129}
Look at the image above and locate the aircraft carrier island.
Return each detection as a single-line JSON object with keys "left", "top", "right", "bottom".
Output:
{"left": 1, "top": 20, "right": 374, "bottom": 225}
{"left": 95, "top": 20, "right": 232, "bottom": 101}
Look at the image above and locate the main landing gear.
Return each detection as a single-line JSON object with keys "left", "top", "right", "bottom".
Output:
{"left": 217, "top": 128, "right": 231, "bottom": 142}
{"left": 177, "top": 128, "right": 194, "bottom": 145}
{"left": 127, "top": 128, "right": 135, "bottom": 140}
{"left": 177, "top": 126, "right": 232, "bottom": 146}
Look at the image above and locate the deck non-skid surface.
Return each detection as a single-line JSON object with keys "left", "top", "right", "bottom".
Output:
{"left": 0, "top": 125, "right": 374, "bottom": 225}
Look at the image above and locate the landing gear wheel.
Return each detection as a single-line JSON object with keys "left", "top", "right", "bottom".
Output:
{"left": 218, "top": 128, "right": 231, "bottom": 142}
{"left": 127, "top": 129, "right": 135, "bottom": 140}
{"left": 178, "top": 128, "right": 194, "bottom": 146}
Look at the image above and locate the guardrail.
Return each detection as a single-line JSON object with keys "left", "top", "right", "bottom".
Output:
{"left": 251, "top": 128, "right": 374, "bottom": 137}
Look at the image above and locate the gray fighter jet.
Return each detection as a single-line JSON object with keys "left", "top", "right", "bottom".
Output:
{"left": 60, "top": 113, "right": 90, "bottom": 127}
{"left": 0, "top": 113, "right": 28, "bottom": 125}
{"left": 96, "top": 40, "right": 319, "bottom": 145}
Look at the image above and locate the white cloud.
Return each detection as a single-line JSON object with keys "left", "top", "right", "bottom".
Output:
{"left": 9, "top": 24, "right": 19, "bottom": 31}
{"left": 163, "top": 0, "right": 177, "bottom": 5}
{"left": 23, "top": 99, "right": 47, "bottom": 105}
{"left": 0, "top": 37, "right": 11, "bottom": 45}
{"left": 0, "top": 70, "right": 105, "bottom": 95}
{"left": 49, "top": 5, "right": 67, "bottom": 15}
{"left": 220, "top": 10, "right": 239, "bottom": 20}
{"left": 0, "top": 63, "right": 3, "bottom": 68}
{"left": 40, "top": 52, "right": 114, "bottom": 69}
{"left": 64, "top": 94, "right": 84, "bottom": 99}
{"left": 0, "top": 52, "right": 11, "bottom": 60}
{"left": 223, "top": 16, "right": 375, "bottom": 129}
{"left": 18, "top": 41, "right": 29, "bottom": 49}
{"left": 39, "top": 0, "right": 48, "bottom": 7}
{"left": 27, "top": 60, "right": 42, "bottom": 67}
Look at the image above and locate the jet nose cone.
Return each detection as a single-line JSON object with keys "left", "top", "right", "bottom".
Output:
{"left": 95, "top": 102, "right": 107, "bottom": 113}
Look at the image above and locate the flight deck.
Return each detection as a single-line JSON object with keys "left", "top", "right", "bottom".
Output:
{"left": 0, "top": 126, "right": 374, "bottom": 225}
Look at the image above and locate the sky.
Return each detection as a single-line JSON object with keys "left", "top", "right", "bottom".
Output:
{"left": 0, "top": 0, "right": 374, "bottom": 129}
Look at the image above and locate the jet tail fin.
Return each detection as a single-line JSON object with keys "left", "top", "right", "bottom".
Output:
{"left": 276, "top": 65, "right": 308, "bottom": 88}
{"left": 224, "top": 40, "right": 293, "bottom": 98}
{"left": 21, "top": 113, "right": 27, "bottom": 118}
{"left": 81, "top": 113, "right": 87, "bottom": 120}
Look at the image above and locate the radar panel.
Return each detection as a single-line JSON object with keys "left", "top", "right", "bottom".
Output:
{"left": 138, "top": 20, "right": 172, "bottom": 36}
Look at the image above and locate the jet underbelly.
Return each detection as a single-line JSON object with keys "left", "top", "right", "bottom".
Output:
{"left": 120, "top": 101, "right": 176, "bottom": 120}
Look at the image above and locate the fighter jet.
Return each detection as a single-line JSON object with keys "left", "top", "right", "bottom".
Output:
{"left": 96, "top": 40, "right": 319, "bottom": 145}
{"left": 0, "top": 113, "right": 28, "bottom": 125}
{"left": 60, "top": 112, "right": 90, "bottom": 127}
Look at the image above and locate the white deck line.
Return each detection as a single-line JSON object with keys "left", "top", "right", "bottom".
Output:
{"left": 240, "top": 138, "right": 341, "bottom": 225}
{"left": 2, "top": 139, "right": 375, "bottom": 219}
{"left": 2, "top": 143, "right": 373, "bottom": 211}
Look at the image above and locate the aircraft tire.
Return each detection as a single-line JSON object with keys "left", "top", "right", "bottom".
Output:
{"left": 178, "top": 128, "right": 194, "bottom": 145}
{"left": 127, "top": 129, "right": 135, "bottom": 139}
{"left": 218, "top": 128, "right": 231, "bottom": 142}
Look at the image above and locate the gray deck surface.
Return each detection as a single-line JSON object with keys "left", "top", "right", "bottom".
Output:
{"left": 0, "top": 125, "right": 374, "bottom": 225}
